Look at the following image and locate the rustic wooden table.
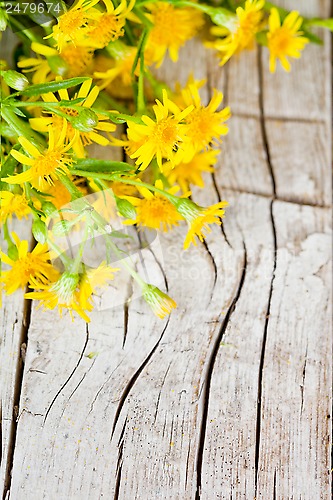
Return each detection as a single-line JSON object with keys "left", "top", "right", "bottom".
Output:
{"left": 1, "top": 1, "right": 332, "bottom": 498}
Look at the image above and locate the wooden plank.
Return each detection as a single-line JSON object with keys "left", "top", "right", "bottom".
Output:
{"left": 214, "top": 115, "right": 274, "bottom": 197}
{"left": 0, "top": 221, "right": 31, "bottom": 497}
{"left": 257, "top": 202, "right": 332, "bottom": 499}
{"left": 200, "top": 198, "right": 332, "bottom": 499}
{"left": 266, "top": 119, "right": 332, "bottom": 206}
{"left": 262, "top": 1, "right": 331, "bottom": 122}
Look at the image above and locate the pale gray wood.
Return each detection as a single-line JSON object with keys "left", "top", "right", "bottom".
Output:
{"left": 266, "top": 119, "right": 332, "bottom": 206}
{"left": 0, "top": 221, "right": 32, "bottom": 495}
{"left": 1, "top": 0, "right": 332, "bottom": 498}
{"left": 257, "top": 202, "right": 332, "bottom": 499}
{"left": 262, "top": 1, "right": 331, "bottom": 122}
{"left": 199, "top": 198, "right": 332, "bottom": 499}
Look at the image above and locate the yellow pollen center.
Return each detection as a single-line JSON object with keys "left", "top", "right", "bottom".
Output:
{"left": 58, "top": 10, "right": 86, "bottom": 36}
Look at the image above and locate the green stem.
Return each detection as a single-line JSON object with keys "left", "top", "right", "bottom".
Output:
{"left": 69, "top": 168, "right": 178, "bottom": 203}
{"left": 58, "top": 175, "right": 146, "bottom": 287}
{"left": 0, "top": 106, "right": 46, "bottom": 148}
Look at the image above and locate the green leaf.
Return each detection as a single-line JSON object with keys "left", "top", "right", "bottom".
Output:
{"left": 302, "top": 29, "right": 323, "bottom": 45}
{"left": 16, "top": 77, "right": 90, "bottom": 97}
{"left": 307, "top": 17, "right": 333, "bottom": 31}
{"left": 73, "top": 159, "right": 133, "bottom": 173}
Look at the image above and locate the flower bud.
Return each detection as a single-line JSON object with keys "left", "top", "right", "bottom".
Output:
{"left": 71, "top": 109, "right": 99, "bottom": 132}
{"left": 115, "top": 197, "right": 137, "bottom": 219}
{"left": 0, "top": 9, "right": 8, "bottom": 31}
{"left": 47, "top": 55, "right": 69, "bottom": 77}
{"left": 42, "top": 201, "right": 57, "bottom": 217}
{"left": 142, "top": 284, "right": 177, "bottom": 319}
{"left": 32, "top": 218, "right": 48, "bottom": 244}
{"left": 2, "top": 70, "right": 29, "bottom": 91}
{"left": 52, "top": 219, "right": 73, "bottom": 236}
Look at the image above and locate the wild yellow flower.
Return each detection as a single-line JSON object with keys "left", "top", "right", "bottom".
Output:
{"left": 146, "top": 2, "right": 204, "bottom": 67}
{"left": 163, "top": 149, "right": 219, "bottom": 193}
{"left": 0, "top": 233, "right": 58, "bottom": 294}
{"left": 45, "top": 0, "right": 101, "bottom": 52}
{"left": 86, "top": 0, "right": 136, "bottom": 49}
{"left": 174, "top": 198, "right": 228, "bottom": 249}
{"left": 142, "top": 284, "right": 177, "bottom": 319}
{"left": 26, "top": 263, "right": 118, "bottom": 322}
{"left": 127, "top": 90, "right": 194, "bottom": 170}
{"left": 43, "top": 177, "right": 88, "bottom": 210}
{"left": 18, "top": 42, "right": 94, "bottom": 83}
{"left": 94, "top": 42, "right": 149, "bottom": 91}
{"left": 267, "top": 8, "right": 309, "bottom": 73}
{"left": 209, "top": 0, "right": 265, "bottom": 65}
{"left": 180, "top": 84, "right": 230, "bottom": 154}
{"left": 3, "top": 123, "right": 73, "bottom": 191}
{"left": 123, "top": 180, "right": 183, "bottom": 232}
{"left": 0, "top": 191, "right": 31, "bottom": 223}
{"left": 30, "top": 79, "right": 116, "bottom": 158}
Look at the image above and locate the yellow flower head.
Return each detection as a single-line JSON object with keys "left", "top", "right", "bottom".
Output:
{"left": 18, "top": 42, "right": 94, "bottom": 83}
{"left": 142, "top": 283, "right": 177, "bottom": 319}
{"left": 127, "top": 89, "right": 194, "bottom": 170}
{"left": 26, "top": 263, "right": 118, "bottom": 322}
{"left": 45, "top": 0, "right": 101, "bottom": 52}
{"left": 174, "top": 198, "right": 228, "bottom": 249}
{"left": 180, "top": 84, "right": 230, "bottom": 153}
{"left": 3, "top": 123, "right": 73, "bottom": 191}
{"left": 30, "top": 79, "right": 116, "bottom": 158}
{"left": 209, "top": 0, "right": 265, "bottom": 65}
{"left": 267, "top": 8, "right": 309, "bottom": 73}
{"left": 146, "top": 2, "right": 204, "bottom": 67}
{"left": 0, "top": 233, "right": 58, "bottom": 294}
{"left": 86, "top": 0, "right": 136, "bottom": 49}
{"left": 0, "top": 191, "right": 31, "bottom": 223}
{"left": 123, "top": 180, "right": 183, "bottom": 232}
{"left": 163, "top": 149, "right": 219, "bottom": 193}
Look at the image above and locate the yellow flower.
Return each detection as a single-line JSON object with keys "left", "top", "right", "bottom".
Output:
{"left": 85, "top": 0, "right": 136, "bottom": 49}
{"left": 43, "top": 177, "right": 87, "bottom": 210}
{"left": 127, "top": 90, "right": 194, "bottom": 170}
{"left": 0, "top": 191, "right": 31, "bottom": 223}
{"left": 0, "top": 233, "right": 58, "bottom": 294}
{"left": 146, "top": 2, "right": 204, "bottom": 67}
{"left": 142, "top": 283, "right": 177, "bottom": 319}
{"left": 18, "top": 42, "right": 94, "bottom": 83}
{"left": 180, "top": 84, "right": 230, "bottom": 154}
{"left": 174, "top": 198, "right": 228, "bottom": 249}
{"left": 209, "top": 0, "right": 265, "bottom": 65}
{"left": 45, "top": 0, "right": 101, "bottom": 52}
{"left": 163, "top": 149, "right": 219, "bottom": 193}
{"left": 267, "top": 8, "right": 309, "bottom": 73}
{"left": 30, "top": 79, "right": 116, "bottom": 158}
{"left": 26, "top": 263, "right": 118, "bottom": 322}
{"left": 123, "top": 180, "right": 183, "bottom": 232}
{"left": 94, "top": 42, "right": 149, "bottom": 91}
{"left": 3, "top": 123, "right": 73, "bottom": 191}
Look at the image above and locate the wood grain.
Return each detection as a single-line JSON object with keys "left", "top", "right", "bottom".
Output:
{"left": 1, "top": 0, "right": 332, "bottom": 498}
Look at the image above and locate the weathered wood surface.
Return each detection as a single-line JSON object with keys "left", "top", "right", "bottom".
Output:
{"left": 1, "top": 1, "right": 332, "bottom": 498}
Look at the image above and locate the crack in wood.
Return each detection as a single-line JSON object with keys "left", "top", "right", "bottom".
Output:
{"left": 114, "top": 417, "right": 127, "bottom": 500}
{"left": 211, "top": 172, "right": 233, "bottom": 248}
{"left": 254, "top": 200, "right": 277, "bottom": 496}
{"left": 123, "top": 278, "right": 134, "bottom": 349}
{"left": 2, "top": 297, "right": 32, "bottom": 500}
{"left": 258, "top": 46, "right": 276, "bottom": 198}
{"left": 43, "top": 323, "right": 89, "bottom": 425}
{"left": 195, "top": 243, "right": 247, "bottom": 499}
{"left": 110, "top": 318, "right": 170, "bottom": 441}
{"left": 300, "top": 345, "right": 308, "bottom": 417}
{"left": 153, "top": 362, "right": 172, "bottom": 424}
